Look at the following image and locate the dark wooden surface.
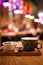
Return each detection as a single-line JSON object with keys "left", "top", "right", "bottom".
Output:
{"left": 0, "top": 40, "right": 43, "bottom": 65}
{"left": 0, "top": 49, "right": 41, "bottom": 56}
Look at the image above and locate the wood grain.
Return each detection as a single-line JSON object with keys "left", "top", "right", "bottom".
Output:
{"left": 0, "top": 40, "right": 43, "bottom": 65}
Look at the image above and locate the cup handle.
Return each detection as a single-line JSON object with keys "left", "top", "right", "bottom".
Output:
{"left": 36, "top": 43, "right": 42, "bottom": 49}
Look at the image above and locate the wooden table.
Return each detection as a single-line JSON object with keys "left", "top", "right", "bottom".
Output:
{"left": 0, "top": 40, "right": 43, "bottom": 65}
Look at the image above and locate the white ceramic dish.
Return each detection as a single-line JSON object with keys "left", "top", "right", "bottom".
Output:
{"left": 2, "top": 41, "right": 17, "bottom": 51}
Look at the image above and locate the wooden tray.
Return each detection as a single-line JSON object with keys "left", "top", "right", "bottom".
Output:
{"left": 0, "top": 46, "right": 41, "bottom": 56}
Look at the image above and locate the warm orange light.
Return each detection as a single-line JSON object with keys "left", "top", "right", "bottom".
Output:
{"left": 22, "top": 2, "right": 32, "bottom": 14}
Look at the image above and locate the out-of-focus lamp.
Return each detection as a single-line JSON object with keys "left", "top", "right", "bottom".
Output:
{"left": 38, "top": 12, "right": 43, "bottom": 24}
{"left": 34, "top": 18, "right": 40, "bottom": 23}
{"left": 14, "top": 10, "right": 23, "bottom": 14}
{"left": 29, "top": 15, "right": 34, "bottom": 19}
{"left": 25, "top": 14, "right": 34, "bottom": 19}
{"left": 25, "top": 14, "right": 30, "bottom": 18}
{"left": 3, "top": 2, "right": 11, "bottom": 8}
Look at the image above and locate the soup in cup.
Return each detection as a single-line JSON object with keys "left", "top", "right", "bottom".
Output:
{"left": 3, "top": 42, "right": 17, "bottom": 51}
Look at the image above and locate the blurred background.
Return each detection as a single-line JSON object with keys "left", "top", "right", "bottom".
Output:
{"left": 0, "top": 0, "right": 43, "bottom": 41}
